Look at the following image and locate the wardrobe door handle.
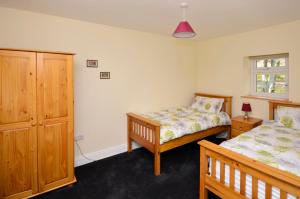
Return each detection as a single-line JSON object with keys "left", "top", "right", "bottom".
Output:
{"left": 39, "top": 122, "right": 43, "bottom": 126}
{"left": 31, "top": 123, "right": 36, "bottom": 127}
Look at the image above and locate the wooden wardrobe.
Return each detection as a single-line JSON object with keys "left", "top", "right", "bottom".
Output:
{"left": 0, "top": 49, "right": 76, "bottom": 199}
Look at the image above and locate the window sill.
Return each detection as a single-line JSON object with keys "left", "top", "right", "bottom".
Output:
{"left": 241, "top": 95, "right": 290, "bottom": 102}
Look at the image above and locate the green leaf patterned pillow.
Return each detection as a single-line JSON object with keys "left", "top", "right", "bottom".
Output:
{"left": 190, "top": 96, "right": 224, "bottom": 114}
{"left": 275, "top": 107, "right": 300, "bottom": 130}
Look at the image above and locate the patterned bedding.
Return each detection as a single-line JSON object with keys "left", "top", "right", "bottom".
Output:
{"left": 221, "top": 121, "right": 300, "bottom": 177}
{"left": 214, "top": 121, "right": 300, "bottom": 199}
{"left": 143, "top": 107, "right": 231, "bottom": 144}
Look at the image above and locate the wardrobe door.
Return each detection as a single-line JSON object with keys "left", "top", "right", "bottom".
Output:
{"left": 0, "top": 50, "right": 38, "bottom": 199}
{"left": 37, "top": 53, "right": 74, "bottom": 192}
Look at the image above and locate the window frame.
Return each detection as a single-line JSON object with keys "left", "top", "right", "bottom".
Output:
{"left": 250, "top": 54, "right": 289, "bottom": 99}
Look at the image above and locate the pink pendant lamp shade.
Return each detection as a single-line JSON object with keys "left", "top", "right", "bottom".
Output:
{"left": 173, "top": 21, "right": 196, "bottom": 38}
{"left": 173, "top": 2, "right": 196, "bottom": 38}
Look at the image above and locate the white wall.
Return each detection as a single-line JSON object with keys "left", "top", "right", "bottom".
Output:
{"left": 196, "top": 20, "right": 300, "bottom": 119}
{"left": 0, "top": 7, "right": 197, "bottom": 160}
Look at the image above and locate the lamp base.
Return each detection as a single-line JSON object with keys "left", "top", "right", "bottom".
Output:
{"left": 243, "top": 112, "right": 249, "bottom": 120}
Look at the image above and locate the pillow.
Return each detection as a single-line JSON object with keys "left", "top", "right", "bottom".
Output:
{"left": 191, "top": 96, "right": 224, "bottom": 114}
{"left": 275, "top": 106, "right": 300, "bottom": 130}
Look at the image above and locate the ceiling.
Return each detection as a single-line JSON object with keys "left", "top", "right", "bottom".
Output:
{"left": 1, "top": 0, "right": 300, "bottom": 40}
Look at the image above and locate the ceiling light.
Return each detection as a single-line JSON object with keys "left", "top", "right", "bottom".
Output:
{"left": 173, "top": 2, "right": 196, "bottom": 38}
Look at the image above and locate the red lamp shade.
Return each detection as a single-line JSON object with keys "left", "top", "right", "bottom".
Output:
{"left": 242, "top": 103, "right": 252, "bottom": 112}
{"left": 173, "top": 21, "right": 196, "bottom": 38}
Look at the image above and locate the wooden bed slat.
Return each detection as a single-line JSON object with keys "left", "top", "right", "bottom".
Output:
{"left": 280, "top": 190, "right": 287, "bottom": 199}
{"left": 151, "top": 128, "right": 154, "bottom": 144}
{"left": 240, "top": 172, "right": 246, "bottom": 196}
{"left": 252, "top": 176, "right": 258, "bottom": 199}
{"left": 220, "top": 162, "right": 225, "bottom": 184}
{"left": 134, "top": 122, "right": 137, "bottom": 134}
{"left": 265, "top": 183, "right": 271, "bottom": 199}
{"left": 211, "top": 157, "right": 216, "bottom": 179}
{"left": 229, "top": 166, "right": 235, "bottom": 190}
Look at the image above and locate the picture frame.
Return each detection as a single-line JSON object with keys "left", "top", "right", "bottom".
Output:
{"left": 100, "top": 72, "right": 110, "bottom": 79}
{"left": 87, "top": 60, "right": 98, "bottom": 68}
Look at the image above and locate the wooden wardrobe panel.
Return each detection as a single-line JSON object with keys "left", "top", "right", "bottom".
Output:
{"left": 0, "top": 127, "right": 38, "bottom": 198}
{"left": 0, "top": 50, "right": 36, "bottom": 126}
{"left": 41, "top": 54, "right": 68, "bottom": 119}
{"left": 38, "top": 122, "right": 68, "bottom": 185}
{"left": 0, "top": 50, "right": 38, "bottom": 199}
{"left": 37, "top": 53, "right": 74, "bottom": 192}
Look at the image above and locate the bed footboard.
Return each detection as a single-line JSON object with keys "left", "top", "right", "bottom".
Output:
{"left": 199, "top": 140, "right": 300, "bottom": 199}
{"left": 127, "top": 113, "right": 161, "bottom": 175}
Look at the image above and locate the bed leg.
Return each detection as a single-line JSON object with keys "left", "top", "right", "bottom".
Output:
{"left": 154, "top": 151, "right": 161, "bottom": 176}
{"left": 227, "top": 126, "right": 231, "bottom": 140}
{"left": 127, "top": 116, "right": 132, "bottom": 153}
{"left": 154, "top": 126, "right": 161, "bottom": 176}
{"left": 200, "top": 187, "right": 207, "bottom": 199}
{"left": 199, "top": 185, "right": 207, "bottom": 199}
{"left": 127, "top": 137, "right": 132, "bottom": 152}
{"left": 200, "top": 146, "right": 208, "bottom": 199}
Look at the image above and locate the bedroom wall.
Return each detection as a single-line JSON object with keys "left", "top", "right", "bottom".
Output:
{"left": 0, "top": 7, "right": 197, "bottom": 163}
{"left": 196, "top": 20, "right": 300, "bottom": 119}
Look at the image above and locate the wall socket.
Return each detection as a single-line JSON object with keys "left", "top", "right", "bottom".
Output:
{"left": 75, "top": 134, "right": 84, "bottom": 141}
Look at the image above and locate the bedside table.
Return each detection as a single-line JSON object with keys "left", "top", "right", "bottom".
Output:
{"left": 231, "top": 116, "right": 263, "bottom": 138}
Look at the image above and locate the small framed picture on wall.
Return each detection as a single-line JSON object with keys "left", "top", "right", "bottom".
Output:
{"left": 87, "top": 60, "right": 98, "bottom": 68}
{"left": 100, "top": 72, "right": 110, "bottom": 79}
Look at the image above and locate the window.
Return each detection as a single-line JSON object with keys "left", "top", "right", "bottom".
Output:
{"left": 251, "top": 54, "right": 289, "bottom": 99}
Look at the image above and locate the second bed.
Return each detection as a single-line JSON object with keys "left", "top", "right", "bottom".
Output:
{"left": 213, "top": 121, "right": 300, "bottom": 199}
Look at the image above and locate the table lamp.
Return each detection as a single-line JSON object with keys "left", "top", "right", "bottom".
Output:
{"left": 242, "top": 103, "right": 252, "bottom": 119}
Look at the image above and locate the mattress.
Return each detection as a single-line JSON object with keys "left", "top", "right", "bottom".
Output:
{"left": 211, "top": 121, "right": 300, "bottom": 199}
{"left": 142, "top": 107, "right": 231, "bottom": 144}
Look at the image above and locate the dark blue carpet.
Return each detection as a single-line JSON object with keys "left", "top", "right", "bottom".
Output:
{"left": 35, "top": 136, "right": 222, "bottom": 199}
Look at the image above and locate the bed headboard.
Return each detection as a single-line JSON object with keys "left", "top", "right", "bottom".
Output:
{"left": 269, "top": 100, "right": 300, "bottom": 120}
{"left": 195, "top": 93, "right": 232, "bottom": 118}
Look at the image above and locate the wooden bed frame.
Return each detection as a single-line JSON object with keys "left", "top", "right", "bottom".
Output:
{"left": 199, "top": 100, "right": 300, "bottom": 199}
{"left": 127, "top": 93, "right": 232, "bottom": 176}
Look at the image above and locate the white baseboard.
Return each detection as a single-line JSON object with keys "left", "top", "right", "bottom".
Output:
{"left": 75, "top": 142, "right": 140, "bottom": 167}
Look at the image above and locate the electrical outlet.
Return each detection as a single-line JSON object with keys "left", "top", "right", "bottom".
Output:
{"left": 75, "top": 134, "right": 84, "bottom": 141}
